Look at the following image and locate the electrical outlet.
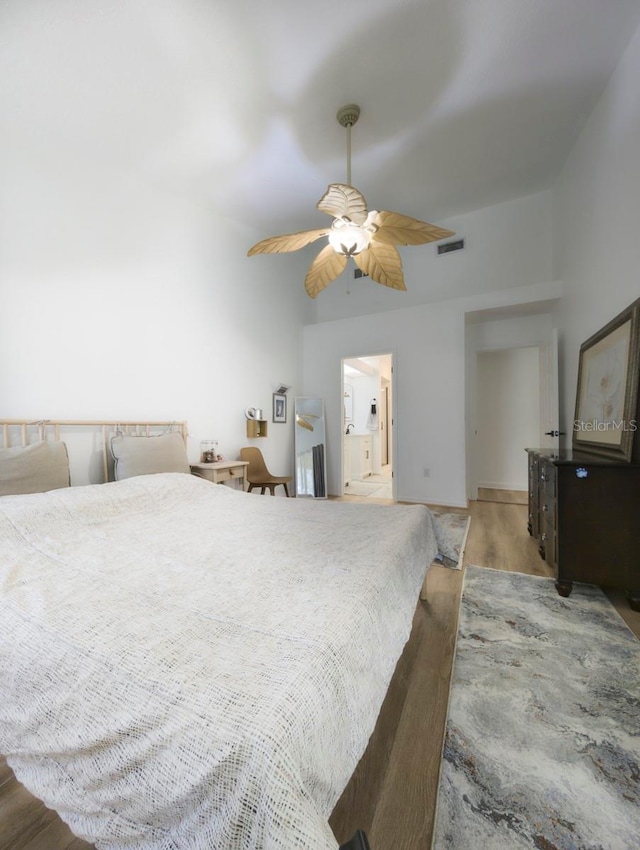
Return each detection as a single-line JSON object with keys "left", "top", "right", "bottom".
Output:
{"left": 423, "top": 467, "right": 430, "bottom": 477}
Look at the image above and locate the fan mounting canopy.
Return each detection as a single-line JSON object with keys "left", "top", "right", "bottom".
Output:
{"left": 336, "top": 104, "right": 360, "bottom": 128}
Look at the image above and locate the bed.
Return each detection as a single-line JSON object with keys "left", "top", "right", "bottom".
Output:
{"left": 0, "top": 422, "right": 437, "bottom": 849}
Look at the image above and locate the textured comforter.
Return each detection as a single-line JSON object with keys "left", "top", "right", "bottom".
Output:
{"left": 0, "top": 473, "right": 436, "bottom": 849}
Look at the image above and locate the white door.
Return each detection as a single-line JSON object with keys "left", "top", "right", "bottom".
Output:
{"left": 539, "top": 329, "right": 561, "bottom": 451}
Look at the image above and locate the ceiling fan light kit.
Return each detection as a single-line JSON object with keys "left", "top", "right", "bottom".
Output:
{"left": 248, "top": 105, "right": 455, "bottom": 298}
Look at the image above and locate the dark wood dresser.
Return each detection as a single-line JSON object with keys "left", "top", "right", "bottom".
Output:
{"left": 526, "top": 448, "right": 640, "bottom": 610}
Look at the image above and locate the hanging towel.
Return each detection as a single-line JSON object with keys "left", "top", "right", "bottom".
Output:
{"left": 366, "top": 399, "right": 378, "bottom": 431}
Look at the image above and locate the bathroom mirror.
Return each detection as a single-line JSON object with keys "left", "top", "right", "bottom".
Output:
{"left": 294, "top": 397, "right": 327, "bottom": 498}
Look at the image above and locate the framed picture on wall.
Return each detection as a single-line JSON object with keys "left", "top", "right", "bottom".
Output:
{"left": 573, "top": 298, "right": 640, "bottom": 461}
{"left": 273, "top": 393, "right": 287, "bottom": 423}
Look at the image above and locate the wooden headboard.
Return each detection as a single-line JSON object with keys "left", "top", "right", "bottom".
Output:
{"left": 0, "top": 420, "right": 188, "bottom": 484}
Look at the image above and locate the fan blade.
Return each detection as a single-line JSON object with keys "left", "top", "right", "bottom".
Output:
{"left": 296, "top": 412, "right": 320, "bottom": 431}
{"left": 304, "top": 244, "right": 348, "bottom": 298}
{"left": 373, "top": 211, "right": 455, "bottom": 246}
{"left": 295, "top": 414, "right": 314, "bottom": 431}
{"left": 248, "top": 228, "right": 329, "bottom": 256}
{"left": 354, "top": 243, "right": 406, "bottom": 291}
{"left": 316, "top": 184, "right": 368, "bottom": 225}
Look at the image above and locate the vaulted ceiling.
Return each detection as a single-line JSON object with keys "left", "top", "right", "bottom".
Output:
{"left": 2, "top": 0, "right": 640, "bottom": 238}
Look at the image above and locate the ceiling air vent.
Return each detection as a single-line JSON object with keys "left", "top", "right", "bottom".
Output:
{"left": 437, "top": 238, "right": 465, "bottom": 255}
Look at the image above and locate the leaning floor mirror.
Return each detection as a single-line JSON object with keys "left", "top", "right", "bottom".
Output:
{"left": 294, "top": 397, "right": 327, "bottom": 498}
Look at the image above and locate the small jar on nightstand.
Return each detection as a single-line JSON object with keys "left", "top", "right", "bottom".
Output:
{"left": 200, "top": 440, "right": 219, "bottom": 464}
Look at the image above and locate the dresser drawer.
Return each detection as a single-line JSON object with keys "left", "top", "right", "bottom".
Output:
{"left": 213, "top": 467, "right": 235, "bottom": 483}
{"left": 539, "top": 513, "right": 556, "bottom": 569}
{"left": 539, "top": 462, "right": 556, "bottom": 510}
{"left": 190, "top": 461, "right": 247, "bottom": 487}
{"left": 539, "top": 459, "right": 556, "bottom": 490}
{"left": 526, "top": 448, "right": 640, "bottom": 606}
{"left": 538, "top": 460, "right": 557, "bottom": 567}
{"left": 527, "top": 454, "right": 539, "bottom": 537}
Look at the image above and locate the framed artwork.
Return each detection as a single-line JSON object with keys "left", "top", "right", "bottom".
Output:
{"left": 272, "top": 392, "right": 287, "bottom": 423}
{"left": 573, "top": 298, "right": 640, "bottom": 461}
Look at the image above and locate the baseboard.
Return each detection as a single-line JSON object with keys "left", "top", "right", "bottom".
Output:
{"left": 477, "top": 481, "right": 527, "bottom": 492}
{"left": 399, "top": 497, "right": 469, "bottom": 510}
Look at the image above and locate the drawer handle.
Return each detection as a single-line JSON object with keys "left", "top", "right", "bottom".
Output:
{"left": 541, "top": 532, "right": 547, "bottom": 541}
{"left": 542, "top": 504, "right": 548, "bottom": 512}
{"left": 540, "top": 473, "right": 546, "bottom": 482}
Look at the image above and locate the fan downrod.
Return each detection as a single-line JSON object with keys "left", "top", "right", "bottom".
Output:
{"left": 336, "top": 104, "right": 360, "bottom": 128}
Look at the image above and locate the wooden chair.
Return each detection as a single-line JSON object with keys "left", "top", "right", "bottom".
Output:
{"left": 239, "top": 447, "right": 292, "bottom": 496}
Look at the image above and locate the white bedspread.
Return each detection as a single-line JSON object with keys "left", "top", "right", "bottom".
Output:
{"left": 0, "top": 473, "right": 436, "bottom": 849}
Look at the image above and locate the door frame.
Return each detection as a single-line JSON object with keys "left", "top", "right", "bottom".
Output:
{"left": 538, "top": 328, "right": 560, "bottom": 451}
{"left": 379, "top": 379, "right": 391, "bottom": 466}
{"left": 466, "top": 333, "right": 560, "bottom": 501}
{"left": 341, "top": 353, "right": 395, "bottom": 499}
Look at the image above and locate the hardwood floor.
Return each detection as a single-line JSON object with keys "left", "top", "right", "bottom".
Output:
{"left": 0, "top": 756, "right": 91, "bottom": 850}
{"left": 2, "top": 496, "right": 638, "bottom": 850}
{"left": 477, "top": 486, "right": 528, "bottom": 505}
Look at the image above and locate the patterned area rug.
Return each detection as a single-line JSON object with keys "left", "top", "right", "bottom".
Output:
{"left": 431, "top": 512, "right": 471, "bottom": 569}
{"left": 432, "top": 566, "right": 640, "bottom": 850}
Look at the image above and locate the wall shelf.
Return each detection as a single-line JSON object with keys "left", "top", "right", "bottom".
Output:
{"left": 246, "top": 419, "right": 268, "bottom": 438}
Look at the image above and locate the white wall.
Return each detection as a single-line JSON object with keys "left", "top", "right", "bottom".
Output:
{"left": 476, "top": 348, "right": 539, "bottom": 490}
{"left": 7, "top": 0, "right": 637, "bottom": 497}
{"left": 553, "top": 21, "right": 640, "bottom": 437}
{"left": 304, "top": 278, "right": 562, "bottom": 506}
{"left": 313, "top": 5, "right": 640, "bottom": 502}
{"left": 0, "top": 1, "right": 319, "bottom": 482}
{"left": 314, "top": 190, "right": 554, "bottom": 322}
{"left": 464, "top": 312, "right": 557, "bottom": 498}
{"left": 0, "top": 140, "right": 314, "bottom": 482}
{"left": 304, "top": 302, "right": 464, "bottom": 505}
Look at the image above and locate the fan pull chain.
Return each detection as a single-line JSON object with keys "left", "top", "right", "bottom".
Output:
{"left": 346, "top": 121, "right": 352, "bottom": 186}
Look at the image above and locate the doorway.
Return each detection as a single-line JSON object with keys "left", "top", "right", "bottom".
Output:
{"left": 341, "top": 353, "right": 394, "bottom": 500}
{"left": 472, "top": 335, "right": 559, "bottom": 504}
{"left": 465, "top": 308, "right": 560, "bottom": 504}
{"left": 475, "top": 347, "right": 539, "bottom": 504}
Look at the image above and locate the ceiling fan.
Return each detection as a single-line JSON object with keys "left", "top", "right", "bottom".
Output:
{"left": 247, "top": 104, "right": 455, "bottom": 298}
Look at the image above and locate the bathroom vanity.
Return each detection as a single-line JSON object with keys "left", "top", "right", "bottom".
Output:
{"left": 344, "top": 434, "right": 373, "bottom": 484}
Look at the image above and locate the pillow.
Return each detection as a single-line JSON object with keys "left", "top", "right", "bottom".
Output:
{"left": 110, "top": 431, "right": 190, "bottom": 481}
{"left": 0, "top": 441, "right": 70, "bottom": 496}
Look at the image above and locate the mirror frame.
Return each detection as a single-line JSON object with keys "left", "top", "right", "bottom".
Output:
{"left": 294, "top": 397, "right": 327, "bottom": 498}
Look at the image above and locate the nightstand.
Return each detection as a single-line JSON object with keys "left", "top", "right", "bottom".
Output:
{"left": 190, "top": 460, "right": 249, "bottom": 489}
